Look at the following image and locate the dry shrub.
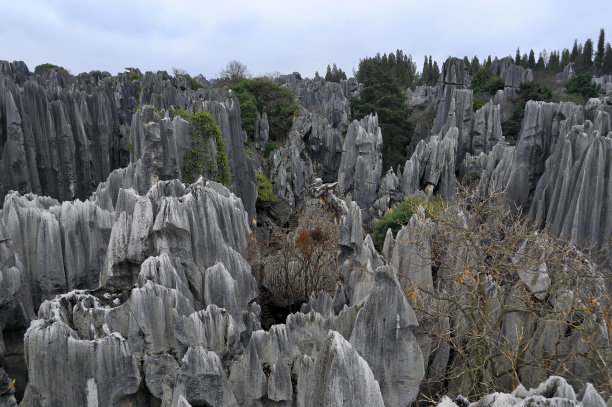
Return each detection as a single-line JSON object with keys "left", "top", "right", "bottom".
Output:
{"left": 392, "top": 187, "right": 612, "bottom": 402}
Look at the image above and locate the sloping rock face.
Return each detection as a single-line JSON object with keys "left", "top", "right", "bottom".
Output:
{"left": 400, "top": 127, "right": 458, "bottom": 200}
{"left": 530, "top": 110, "right": 612, "bottom": 264}
{"left": 432, "top": 58, "right": 471, "bottom": 136}
{"left": 489, "top": 57, "right": 534, "bottom": 92}
{"left": 141, "top": 80, "right": 257, "bottom": 218}
{"left": 464, "top": 99, "right": 612, "bottom": 261}
{"left": 279, "top": 75, "right": 359, "bottom": 128}
{"left": 0, "top": 62, "right": 257, "bottom": 218}
{"left": 470, "top": 100, "right": 503, "bottom": 156}
{"left": 291, "top": 109, "right": 344, "bottom": 183}
{"left": 337, "top": 114, "right": 383, "bottom": 219}
{"left": 557, "top": 62, "right": 576, "bottom": 82}
{"left": 408, "top": 85, "right": 439, "bottom": 108}
{"left": 269, "top": 129, "right": 315, "bottom": 210}
{"left": 0, "top": 62, "right": 135, "bottom": 204}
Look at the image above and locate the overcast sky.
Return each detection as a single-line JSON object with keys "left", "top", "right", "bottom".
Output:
{"left": 2, "top": 1, "right": 611, "bottom": 79}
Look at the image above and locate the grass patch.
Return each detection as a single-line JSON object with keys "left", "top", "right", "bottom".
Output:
{"left": 372, "top": 194, "right": 446, "bottom": 250}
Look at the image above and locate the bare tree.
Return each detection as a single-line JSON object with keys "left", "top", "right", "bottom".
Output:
{"left": 248, "top": 203, "right": 339, "bottom": 307}
{"left": 218, "top": 60, "right": 250, "bottom": 84}
{"left": 386, "top": 187, "right": 611, "bottom": 403}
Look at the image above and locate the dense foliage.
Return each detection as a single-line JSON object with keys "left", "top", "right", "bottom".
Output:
{"left": 565, "top": 74, "right": 600, "bottom": 100}
{"left": 325, "top": 63, "right": 347, "bottom": 82}
{"left": 502, "top": 81, "right": 553, "bottom": 140}
{"left": 34, "top": 63, "right": 69, "bottom": 76}
{"left": 173, "top": 109, "right": 231, "bottom": 188}
{"left": 351, "top": 54, "right": 414, "bottom": 171}
{"left": 421, "top": 55, "right": 440, "bottom": 85}
{"left": 230, "top": 79, "right": 299, "bottom": 142}
{"left": 371, "top": 195, "right": 446, "bottom": 250}
{"left": 229, "top": 81, "right": 258, "bottom": 138}
{"left": 190, "top": 77, "right": 203, "bottom": 91}
{"left": 470, "top": 68, "right": 505, "bottom": 95}
{"left": 255, "top": 173, "right": 277, "bottom": 208}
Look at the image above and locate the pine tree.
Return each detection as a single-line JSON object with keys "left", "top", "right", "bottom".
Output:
{"left": 561, "top": 49, "right": 570, "bottom": 67}
{"left": 571, "top": 40, "right": 579, "bottom": 61}
{"left": 325, "top": 65, "right": 332, "bottom": 81}
{"left": 528, "top": 49, "right": 536, "bottom": 69}
{"left": 471, "top": 56, "right": 480, "bottom": 72}
{"left": 583, "top": 39, "right": 594, "bottom": 73}
{"left": 515, "top": 48, "right": 521, "bottom": 65}
{"left": 351, "top": 58, "right": 412, "bottom": 171}
{"left": 432, "top": 61, "right": 440, "bottom": 83}
{"left": 603, "top": 43, "right": 612, "bottom": 74}
{"left": 536, "top": 55, "right": 545, "bottom": 71}
{"left": 422, "top": 55, "right": 430, "bottom": 85}
{"left": 486, "top": 55, "right": 492, "bottom": 68}
{"left": 595, "top": 29, "right": 605, "bottom": 75}
{"left": 463, "top": 56, "right": 472, "bottom": 74}
{"left": 521, "top": 53, "right": 528, "bottom": 68}
{"left": 547, "top": 51, "right": 560, "bottom": 73}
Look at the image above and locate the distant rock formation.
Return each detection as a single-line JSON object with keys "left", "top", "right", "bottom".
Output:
{"left": 337, "top": 114, "right": 383, "bottom": 219}
{"left": 556, "top": 62, "right": 576, "bottom": 82}
{"left": 0, "top": 61, "right": 257, "bottom": 218}
{"left": 279, "top": 75, "right": 359, "bottom": 128}
{"left": 489, "top": 56, "right": 534, "bottom": 95}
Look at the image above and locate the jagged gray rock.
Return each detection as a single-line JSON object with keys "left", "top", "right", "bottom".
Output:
{"left": 303, "top": 331, "right": 384, "bottom": 407}
{"left": 470, "top": 99, "right": 504, "bottom": 156}
{"left": 400, "top": 126, "right": 458, "bottom": 200}
{"left": 432, "top": 57, "right": 471, "bottom": 135}
{"left": 337, "top": 114, "right": 383, "bottom": 219}
{"left": 279, "top": 75, "right": 359, "bottom": 128}
{"left": 292, "top": 110, "right": 344, "bottom": 183}
{"left": 269, "top": 130, "right": 314, "bottom": 209}
{"left": 350, "top": 266, "right": 424, "bottom": 407}
{"left": 408, "top": 85, "right": 439, "bottom": 108}
{"left": 529, "top": 116, "right": 612, "bottom": 265}
{"left": 557, "top": 62, "right": 576, "bottom": 82}
{"left": 489, "top": 57, "right": 534, "bottom": 92}
{"left": 437, "top": 376, "right": 608, "bottom": 407}
{"left": 0, "top": 66, "right": 133, "bottom": 204}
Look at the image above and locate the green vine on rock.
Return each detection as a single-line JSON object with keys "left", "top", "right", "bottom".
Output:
{"left": 176, "top": 109, "right": 232, "bottom": 188}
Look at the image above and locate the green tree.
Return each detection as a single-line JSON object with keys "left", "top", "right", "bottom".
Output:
{"left": 230, "top": 79, "right": 299, "bottom": 142}
{"left": 571, "top": 40, "right": 580, "bottom": 61}
{"left": 521, "top": 53, "right": 528, "bottom": 68}
{"left": 351, "top": 57, "right": 413, "bottom": 171}
{"left": 583, "top": 38, "right": 594, "bottom": 73}
{"left": 560, "top": 48, "right": 570, "bottom": 67}
{"left": 325, "top": 63, "right": 347, "bottom": 82}
{"left": 515, "top": 48, "right": 521, "bottom": 65}
{"left": 603, "top": 43, "right": 612, "bottom": 74}
{"left": 502, "top": 81, "right": 553, "bottom": 140}
{"left": 595, "top": 29, "right": 606, "bottom": 75}
{"left": 470, "top": 68, "right": 504, "bottom": 95}
{"left": 527, "top": 49, "right": 536, "bottom": 69}
{"left": 229, "top": 81, "right": 258, "bottom": 139}
{"left": 566, "top": 73, "right": 600, "bottom": 100}
{"left": 547, "top": 51, "right": 560, "bottom": 73}
{"left": 470, "top": 56, "right": 481, "bottom": 72}
{"left": 485, "top": 55, "right": 492, "bottom": 69}
{"left": 255, "top": 173, "right": 277, "bottom": 208}
{"left": 432, "top": 60, "right": 440, "bottom": 84}
{"left": 177, "top": 110, "right": 231, "bottom": 188}
{"left": 463, "top": 56, "right": 473, "bottom": 74}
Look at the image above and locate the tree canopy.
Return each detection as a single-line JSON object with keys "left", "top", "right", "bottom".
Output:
{"left": 351, "top": 54, "right": 413, "bottom": 171}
